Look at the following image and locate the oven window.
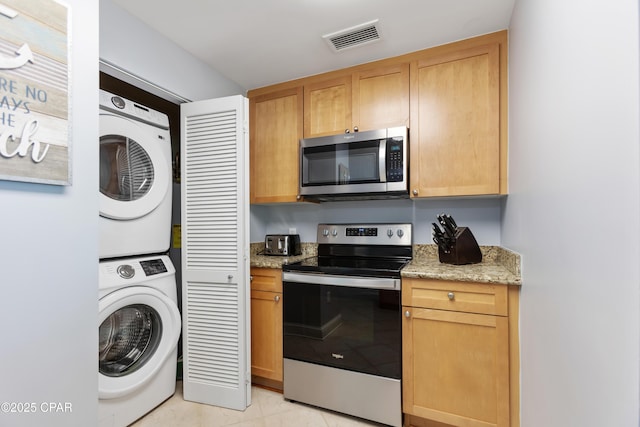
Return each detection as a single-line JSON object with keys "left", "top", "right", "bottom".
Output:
{"left": 302, "top": 140, "right": 381, "bottom": 186}
{"left": 283, "top": 282, "right": 401, "bottom": 379}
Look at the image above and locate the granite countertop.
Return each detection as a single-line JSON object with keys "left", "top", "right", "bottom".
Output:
{"left": 250, "top": 242, "right": 317, "bottom": 269}
{"left": 403, "top": 245, "right": 521, "bottom": 286}
{"left": 249, "top": 242, "right": 521, "bottom": 286}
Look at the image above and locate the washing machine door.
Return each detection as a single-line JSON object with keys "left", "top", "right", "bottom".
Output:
{"left": 98, "top": 286, "right": 181, "bottom": 399}
{"left": 99, "top": 114, "right": 170, "bottom": 220}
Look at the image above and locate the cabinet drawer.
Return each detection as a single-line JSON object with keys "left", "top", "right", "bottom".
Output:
{"left": 402, "top": 278, "right": 508, "bottom": 316}
{"left": 250, "top": 267, "right": 283, "bottom": 293}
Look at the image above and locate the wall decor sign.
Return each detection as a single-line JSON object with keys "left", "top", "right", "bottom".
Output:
{"left": 0, "top": 0, "right": 71, "bottom": 185}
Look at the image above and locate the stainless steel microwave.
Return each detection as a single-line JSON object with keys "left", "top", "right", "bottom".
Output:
{"left": 299, "top": 126, "right": 408, "bottom": 201}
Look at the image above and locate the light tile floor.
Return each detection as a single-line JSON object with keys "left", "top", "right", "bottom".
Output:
{"left": 130, "top": 382, "right": 386, "bottom": 427}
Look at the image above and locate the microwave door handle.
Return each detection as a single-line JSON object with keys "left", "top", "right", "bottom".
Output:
{"left": 379, "top": 139, "right": 387, "bottom": 182}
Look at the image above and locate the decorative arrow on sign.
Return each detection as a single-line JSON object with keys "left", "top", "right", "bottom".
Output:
{"left": 0, "top": 43, "right": 34, "bottom": 69}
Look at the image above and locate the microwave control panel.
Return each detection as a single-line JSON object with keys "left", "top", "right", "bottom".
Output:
{"left": 386, "top": 138, "right": 404, "bottom": 182}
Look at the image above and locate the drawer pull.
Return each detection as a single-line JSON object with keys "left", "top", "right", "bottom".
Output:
{"left": 405, "top": 310, "right": 411, "bottom": 318}
{"left": 274, "top": 295, "right": 281, "bottom": 303}
{"left": 447, "top": 292, "right": 455, "bottom": 301}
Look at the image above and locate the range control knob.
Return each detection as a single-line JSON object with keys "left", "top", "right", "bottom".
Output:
{"left": 397, "top": 229, "right": 404, "bottom": 238}
{"left": 387, "top": 229, "right": 394, "bottom": 238}
{"left": 322, "top": 228, "right": 330, "bottom": 237}
{"left": 331, "top": 229, "right": 338, "bottom": 237}
{"left": 117, "top": 264, "right": 135, "bottom": 279}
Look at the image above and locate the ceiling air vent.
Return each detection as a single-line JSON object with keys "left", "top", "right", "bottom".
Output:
{"left": 323, "top": 19, "right": 381, "bottom": 52}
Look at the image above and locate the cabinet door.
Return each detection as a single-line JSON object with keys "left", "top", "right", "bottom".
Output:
{"left": 410, "top": 43, "right": 500, "bottom": 197}
{"left": 403, "top": 307, "right": 510, "bottom": 427}
{"left": 250, "top": 87, "right": 303, "bottom": 203}
{"left": 352, "top": 63, "right": 409, "bottom": 132}
{"left": 250, "top": 289, "right": 283, "bottom": 384}
{"left": 304, "top": 76, "right": 352, "bottom": 138}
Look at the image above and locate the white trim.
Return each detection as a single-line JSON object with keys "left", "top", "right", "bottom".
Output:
{"left": 99, "top": 58, "right": 191, "bottom": 104}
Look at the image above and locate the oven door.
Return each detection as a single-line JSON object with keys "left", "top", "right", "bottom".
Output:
{"left": 282, "top": 272, "right": 402, "bottom": 379}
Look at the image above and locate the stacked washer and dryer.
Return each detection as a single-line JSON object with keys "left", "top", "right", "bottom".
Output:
{"left": 98, "top": 89, "right": 181, "bottom": 427}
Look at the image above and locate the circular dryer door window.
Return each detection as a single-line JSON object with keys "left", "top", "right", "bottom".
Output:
{"left": 98, "top": 286, "right": 181, "bottom": 400}
{"left": 99, "top": 114, "right": 170, "bottom": 220}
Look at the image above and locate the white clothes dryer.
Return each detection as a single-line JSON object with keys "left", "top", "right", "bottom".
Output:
{"left": 98, "top": 254, "right": 181, "bottom": 427}
{"left": 99, "top": 89, "right": 173, "bottom": 259}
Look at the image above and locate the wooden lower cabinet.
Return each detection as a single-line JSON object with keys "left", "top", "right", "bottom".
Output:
{"left": 402, "top": 279, "right": 519, "bottom": 427}
{"left": 250, "top": 267, "right": 283, "bottom": 390}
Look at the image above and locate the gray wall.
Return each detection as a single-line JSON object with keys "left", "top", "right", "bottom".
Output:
{"left": 251, "top": 197, "right": 502, "bottom": 245}
{"left": 100, "top": 0, "right": 245, "bottom": 100}
{"left": 0, "top": 1, "right": 99, "bottom": 426}
{"left": 504, "top": 1, "right": 640, "bottom": 425}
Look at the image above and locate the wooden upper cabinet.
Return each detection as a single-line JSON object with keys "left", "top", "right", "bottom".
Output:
{"left": 249, "top": 87, "right": 303, "bottom": 204}
{"left": 248, "top": 31, "right": 508, "bottom": 202}
{"left": 352, "top": 63, "right": 410, "bottom": 132}
{"left": 410, "top": 42, "right": 503, "bottom": 197}
{"left": 303, "top": 63, "right": 409, "bottom": 138}
{"left": 304, "top": 76, "right": 352, "bottom": 138}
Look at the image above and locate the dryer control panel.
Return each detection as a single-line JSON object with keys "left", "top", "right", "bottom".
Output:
{"left": 99, "top": 89, "right": 170, "bottom": 130}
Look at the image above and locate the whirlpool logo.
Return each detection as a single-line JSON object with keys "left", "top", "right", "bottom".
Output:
{"left": 331, "top": 353, "right": 344, "bottom": 359}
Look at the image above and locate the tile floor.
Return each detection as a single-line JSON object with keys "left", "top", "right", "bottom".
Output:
{"left": 130, "top": 382, "right": 386, "bottom": 427}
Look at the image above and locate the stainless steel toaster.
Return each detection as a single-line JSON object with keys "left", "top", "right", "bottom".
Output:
{"left": 264, "top": 234, "right": 301, "bottom": 256}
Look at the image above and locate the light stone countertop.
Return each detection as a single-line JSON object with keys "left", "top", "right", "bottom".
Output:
{"left": 403, "top": 245, "right": 521, "bottom": 286}
{"left": 249, "top": 242, "right": 521, "bottom": 286}
{"left": 249, "top": 242, "right": 317, "bottom": 269}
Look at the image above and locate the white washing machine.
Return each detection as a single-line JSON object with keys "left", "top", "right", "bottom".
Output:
{"left": 99, "top": 89, "right": 173, "bottom": 259}
{"left": 98, "top": 254, "right": 181, "bottom": 427}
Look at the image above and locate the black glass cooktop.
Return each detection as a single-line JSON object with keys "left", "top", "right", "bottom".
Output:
{"left": 283, "top": 256, "right": 410, "bottom": 278}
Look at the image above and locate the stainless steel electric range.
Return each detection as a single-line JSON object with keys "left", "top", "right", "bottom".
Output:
{"left": 282, "top": 223, "right": 412, "bottom": 427}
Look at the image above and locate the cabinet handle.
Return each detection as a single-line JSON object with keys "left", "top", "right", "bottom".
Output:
{"left": 274, "top": 295, "right": 281, "bottom": 302}
{"left": 448, "top": 292, "right": 455, "bottom": 301}
{"left": 345, "top": 129, "right": 350, "bottom": 133}
{"left": 250, "top": 276, "right": 253, "bottom": 282}
{"left": 296, "top": 195, "right": 301, "bottom": 201}
{"left": 353, "top": 126, "right": 358, "bottom": 133}
{"left": 412, "top": 189, "right": 418, "bottom": 196}
{"left": 404, "top": 310, "right": 411, "bottom": 318}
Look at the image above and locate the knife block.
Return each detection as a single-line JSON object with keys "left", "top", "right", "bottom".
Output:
{"left": 438, "top": 227, "right": 483, "bottom": 265}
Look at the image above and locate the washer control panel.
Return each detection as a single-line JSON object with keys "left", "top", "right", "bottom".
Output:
{"left": 113, "top": 259, "right": 167, "bottom": 279}
{"left": 140, "top": 258, "right": 168, "bottom": 276}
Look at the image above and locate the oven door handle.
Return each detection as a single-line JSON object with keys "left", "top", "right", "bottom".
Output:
{"left": 282, "top": 272, "right": 400, "bottom": 290}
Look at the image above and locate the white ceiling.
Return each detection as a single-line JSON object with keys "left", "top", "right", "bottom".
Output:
{"left": 112, "top": 0, "right": 515, "bottom": 91}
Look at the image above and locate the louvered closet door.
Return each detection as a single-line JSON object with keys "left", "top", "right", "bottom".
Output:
{"left": 180, "top": 95, "right": 250, "bottom": 411}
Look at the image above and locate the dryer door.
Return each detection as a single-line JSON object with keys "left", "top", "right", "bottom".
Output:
{"left": 99, "top": 286, "right": 181, "bottom": 399}
{"left": 99, "top": 114, "right": 170, "bottom": 220}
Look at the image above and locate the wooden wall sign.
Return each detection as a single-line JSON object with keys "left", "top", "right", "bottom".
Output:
{"left": 0, "top": 0, "right": 71, "bottom": 185}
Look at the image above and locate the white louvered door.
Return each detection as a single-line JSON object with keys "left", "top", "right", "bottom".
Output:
{"left": 180, "top": 95, "right": 250, "bottom": 411}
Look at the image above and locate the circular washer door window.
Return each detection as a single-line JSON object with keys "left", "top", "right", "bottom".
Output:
{"left": 98, "top": 286, "right": 180, "bottom": 399}
{"left": 99, "top": 114, "right": 170, "bottom": 220}
{"left": 99, "top": 304, "right": 162, "bottom": 378}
